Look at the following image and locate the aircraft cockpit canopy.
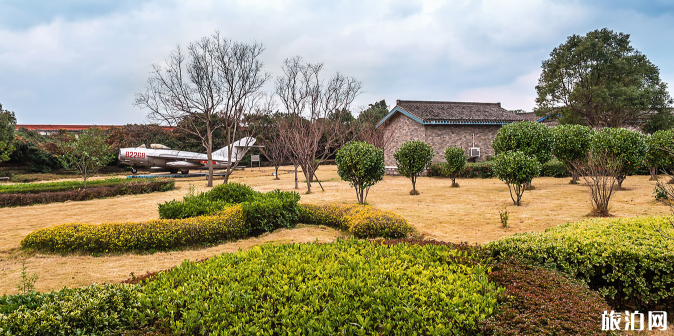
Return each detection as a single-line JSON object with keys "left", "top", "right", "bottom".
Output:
{"left": 150, "top": 144, "right": 171, "bottom": 149}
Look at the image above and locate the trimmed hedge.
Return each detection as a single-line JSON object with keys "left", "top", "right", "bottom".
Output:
{"left": 21, "top": 205, "right": 248, "bottom": 253}
{"left": 0, "top": 177, "right": 129, "bottom": 194}
{"left": 0, "top": 284, "right": 148, "bottom": 335}
{"left": 298, "top": 203, "right": 413, "bottom": 238}
{"left": 487, "top": 216, "right": 674, "bottom": 310}
{"left": 480, "top": 259, "right": 617, "bottom": 335}
{"left": 0, "top": 180, "right": 175, "bottom": 207}
{"left": 140, "top": 239, "right": 501, "bottom": 335}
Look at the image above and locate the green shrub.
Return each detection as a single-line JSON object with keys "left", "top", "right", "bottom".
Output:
{"left": 444, "top": 146, "right": 467, "bottom": 186}
{"left": 394, "top": 140, "right": 434, "bottom": 195}
{"left": 493, "top": 151, "right": 541, "bottom": 206}
{"left": 550, "top": 124, "right": 594, "bottom": 183}
{"left": 206, "top": 182, "right": 257, "bottom": 203}
{"left": 298, "top": 203, "right": 413, "bottom": 238}
{"left": 242, "top": 190, "right": 300, "bottom": 232}
{"left": 158, "top": 182, "right": 259, "bottom": 219}
{"left": 335, "top": 141, "right": 385, "bottom": 203}
{"left": 591, "top": 128, "right": 647, "bottom": 188}
{"left": 21, "top": 205, "right": 248, "bottom": 253}
{"left": 140, "top": 239, "right": 501, "bottom": 335}
{"left": 493, "top": 121, "right": 553, "bottom": 164}
{"left": 0, "top": 284, "right": 149, "bottom": 335}
{"left": 487, "top": 215, "right": 674, "bottom": 309}
{"left": 480, "top": 259, "right": 617, "bottom": 335}
{"left": 540, "top": 159, "right": 570, "bottom": 178}
{"left": 0, "top": 180, "right": 174, "bottom": 208}
{"left": 0, "top": 177, "right": 130, "bottom": 194}
{"left": 644, "top": 129, "right": 674, "bottom": 176}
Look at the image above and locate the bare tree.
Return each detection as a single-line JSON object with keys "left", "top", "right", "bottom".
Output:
{"left": 354, "top": 110, "right": 393, "bottom": 150}
{"left": 213, "top": 36, "right": 270, "bottom": 183}
{"left": 571, "top": 151, "right": 623, "bottom": 217}
{"left": 134, "top": 32, "right": 268, "bottom": 187}
{"left": 276, "top": 56, "right": 362, "bottom": 193}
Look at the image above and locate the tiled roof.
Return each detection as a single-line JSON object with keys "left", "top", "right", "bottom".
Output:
{"left": 395, "top": 100, "right": 527, "bottom": 124}
{"left": 516, "top": 112, "right": 541, "bottom": 122}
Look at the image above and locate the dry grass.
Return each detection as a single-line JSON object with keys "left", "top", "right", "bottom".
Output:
{"left": 0, "top": 165, "right": 669, "bottom": 295}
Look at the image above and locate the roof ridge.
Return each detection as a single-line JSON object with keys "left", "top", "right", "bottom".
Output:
{"left": 397, "top": 100, "right": 502, "bottom": 107}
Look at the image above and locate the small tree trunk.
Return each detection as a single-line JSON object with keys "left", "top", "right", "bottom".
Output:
{"left": 617, "top": 175, "right": 626, "bottom": 189}
{"left": 294, "top": 165, "right": 299, "bottom": 189}
{"left": 206, "top": 126, "right": 214, "bottom": 187}
{"left": 571, "top": 170, "right": 579, "bottom": 184}
{"left": 274, "top": 166, "right": 280, "bottom": 180}
{"left": 649, "top": 167, "right": 657, "bottom": 181}
{"left": 410, "top": 175, "right": 419, "bottom": 195}
{"left": 304, "top": 167, "right": 312, "bottom": 193}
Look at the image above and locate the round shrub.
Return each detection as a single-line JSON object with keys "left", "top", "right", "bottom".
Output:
{"left": 493, "top": 151, "right": 541, "bottom": 206}
{"left": 644, "top": 129, "right": 674, "bottom": 178}
{"left": 492, "top": 121, "right": 553, "bottom": 164}
{"left": 336, "top": 141, "right": 385, "bottom": 204}
{"left": 393, "top": 140, "right": 434, "bottom": 195}
{"left": 591, "top": 128, "right": 647, "bottom": 187}
{"left": 444, "top": 145, "right": 467, "bottom": 187}
{"left": 141, "top": 240, "right": 501, "bottom": 335}
{"left": 550, "top": 124, "right": 594, "bottom": 183}
{"left": 207, "top": 182, "right": 257, "bottom": 203}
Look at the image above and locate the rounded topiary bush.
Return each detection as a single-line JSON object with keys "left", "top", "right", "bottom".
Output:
{"left": 591, "top": 128, "right": 647, "bottom": 188}
{"left": 444, "top": 145, "right": 467, "bottom": 187}
{"left": 335, "top": 141, "right": 385, "bottom": 204}
{"left": 644, "top": 129, "right": 674, "bottom": 180}
{"left": 492, "top": 121, "right": 553, "bottom": 165}
{"left": 550, "top": 124, "right": 594, "bottom": 183}
{"left": 493, "top": 151, "right": 541, "bottom": 205}
{"left": 394, "top": 140, "right": 434, "bottom": 195}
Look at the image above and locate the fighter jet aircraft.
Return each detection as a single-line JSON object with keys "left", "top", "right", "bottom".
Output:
{"left": 118, "top": 137, "right": 257, "bottom": 174}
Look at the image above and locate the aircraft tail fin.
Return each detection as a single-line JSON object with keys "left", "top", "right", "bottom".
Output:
{"left": 213, "top": 137, "right": 256, "bottom": 162}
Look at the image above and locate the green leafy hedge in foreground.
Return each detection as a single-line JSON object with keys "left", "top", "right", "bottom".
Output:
{"left": 487, "top": 215, "right": 674, "bottom": 309}
{"left": 0, "top": 284, "right": 147, "bottom": 336}
{"left": 142, "top": 239, "right": 501, "bottom": 335}
{"left": 298, "top": 203, "right": 414, "bottom": 238}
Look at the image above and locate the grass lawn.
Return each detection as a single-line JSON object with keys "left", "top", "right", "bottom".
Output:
{"left": 0, "top": 165, "right": 668, "bottom": 294}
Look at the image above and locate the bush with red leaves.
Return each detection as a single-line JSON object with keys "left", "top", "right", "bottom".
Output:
{"left": 480, "top": 259, "right": 618, "bottom": 336}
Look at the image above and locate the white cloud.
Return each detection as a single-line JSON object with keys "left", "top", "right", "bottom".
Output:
{"left": 0, "top": 0, "right": 672, "bottom": 123}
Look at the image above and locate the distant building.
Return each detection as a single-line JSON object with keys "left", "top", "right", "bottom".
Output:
{"left": 376, "top": 100, "right": 536, "bottom": 174}
{"left": 15, "top": 124, "right": 175, "bottom": 136}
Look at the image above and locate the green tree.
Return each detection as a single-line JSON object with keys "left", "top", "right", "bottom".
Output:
{"left": 493, "top": 151, "right": 541, "bottom": 206}
{"left": 394, "top": 140, "right": 434, "bottom": 195}
{"left": 550, "top": 124, "right": 594, "bottom": 184}
{"left": 336, "top": 141, "right": 385, "bottom": 204}
{"left": 357, "top": 100, "right": 389, "bottom": 125}
{"left": 591, "top": 128, "right": 647, "bottom": 188}
{"left": 492, "top": 121, "right": 553, "bottom": 165}
{"left": 535, "top": 28, "right": 673, "bottom": 128}
{"left": 644, "top": 130, "right": 674, "bottom": 180}
{"left": 642, "top": 109, "right": 674, "bottom": 134}
{"left": 444, "top": 146, "right": 467, "bottom": 187}
{"left": 0, "top": 103, "right": 17, "bottom": 162}
{"left": 58, "top": 128, "right": 115, "bottom": 188}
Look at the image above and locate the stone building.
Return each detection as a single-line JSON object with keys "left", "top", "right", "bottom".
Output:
{"left": 376, "top": 100, "right": 532, "bottom": 173}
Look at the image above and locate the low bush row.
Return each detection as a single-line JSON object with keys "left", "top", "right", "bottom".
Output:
{"left": 298, "top": 203, "right": 413, "bottom": 238}
{"left": 487, "top": 215, "right": 674, "bottom": 310}
{"left": 480, "top": 259, "right": 616, "bottom": 335}
{"left": 21, "top": 205, "right": 247, "bottom": 253}
{"left": 0, "top": 180, "right": 175, "bottom": 207}
{"left": 0, "top": 177, "right": 129, "bottom": 194}
{"left": 0, "top": 284, "right": 148, "bottom": 335}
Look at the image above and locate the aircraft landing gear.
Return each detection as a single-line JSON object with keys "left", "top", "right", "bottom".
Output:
{"left": 169, "top": 169, "right": 179, "bottom": 174}
{"left": 131, "top": 167, "right": 137, "bottom": 175}
{"left": 180, "top": 170, "right": 189, "bottom": 175}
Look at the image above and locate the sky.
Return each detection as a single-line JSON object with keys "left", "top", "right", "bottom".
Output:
{"left": 1, "top": 0, "right": 673, "bottom": 125}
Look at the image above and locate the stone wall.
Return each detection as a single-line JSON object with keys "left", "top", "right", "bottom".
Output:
{"left": 380, "top": 113, "right": 503, "bottom": 170}
{"left": 382, "top": 113, "right": 425, "bottom": 167}
{"left": 424, "top": 124, "right": 500, "bottom": 163}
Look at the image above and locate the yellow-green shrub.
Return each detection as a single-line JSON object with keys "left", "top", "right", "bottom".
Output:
{"left": 487, "top": 215, "right": 674, "bottom": 309}
{"left": 20, "top": 205, "right": 248, "bottom": 253}
{"left": 298, "top": 204, "right": 413, "bottom": 238}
